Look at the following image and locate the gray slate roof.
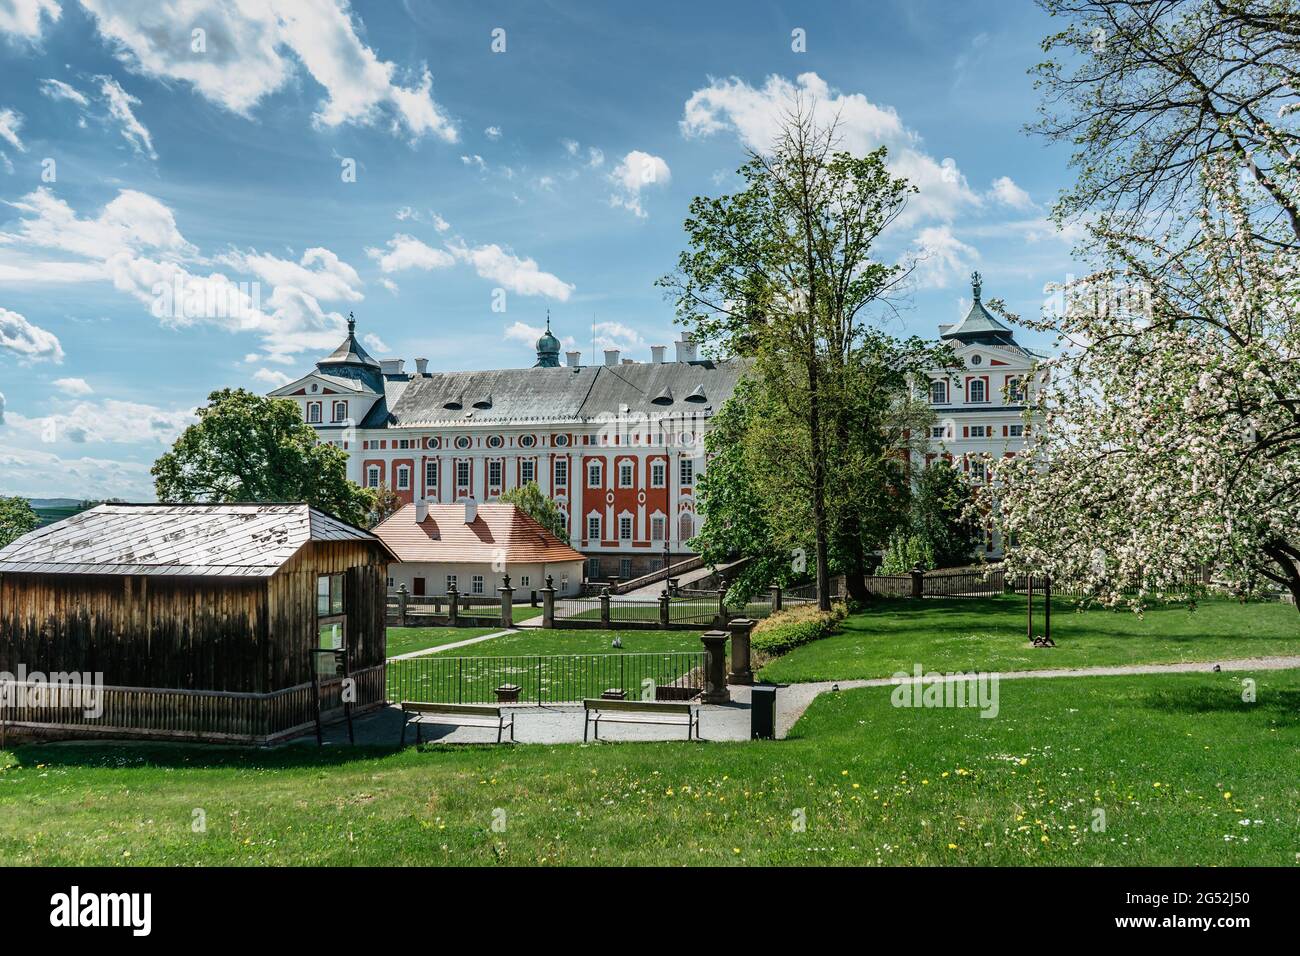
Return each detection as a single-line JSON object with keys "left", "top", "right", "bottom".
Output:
{"left": 0, "top": 503, "right": 390, "bottom": 577}
{"left": 368, "top": 359, "right": 750, "bottom": 428}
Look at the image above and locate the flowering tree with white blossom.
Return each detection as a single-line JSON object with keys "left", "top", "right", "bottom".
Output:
{"left": 985, "top": 0, "right": 1300, "bottom": 609}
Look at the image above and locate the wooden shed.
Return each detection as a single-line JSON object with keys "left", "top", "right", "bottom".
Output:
{"left": 0, "top": 503, "right": 396, "bottom": 744}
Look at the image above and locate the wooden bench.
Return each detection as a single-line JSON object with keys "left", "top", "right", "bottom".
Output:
{"left": 400, "top": 701, "right": 515, "bottom": 744}
{"left": 582, "top": 698, "right": 700, "bottom": 742}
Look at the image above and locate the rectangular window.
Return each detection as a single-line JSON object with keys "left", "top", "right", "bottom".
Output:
{"left": 969, "top": 425, "right": 988, "bottom": 438}
{"left": 445, "top": 574, "right": 457, "bottom": 593}
{"left": 679, "top": 458, "right": 694, "bottom": 486}
{"left": 586, "top": 557, "right": 601, "bottom": 580}
{"left": 366, "top": 466, "right": 380, "bottom": 488}
{"left": 316, "top": 574, "right": 344, "bottom": 617}
{"left": 425, "top": 460, "right": 438, "bottom": 487}
{"left": 519, "top": 575, "right": 530, "bottom": 588}
{"left": 619, "top": 515, "right": 632, "bottom": 540}
{"left": 968, "top": 379, "right": 987, "bottom": 403}
{"left": 929, "top": 380, "right": 948, "bottom": 404}
{"left": 651, "top": 460, "right": 666, "bottom": 487}
{"left": 554, "top": 459, "right": 568, "bottom": 486}
{"left": 1006, "top": 377, "right": 1024, "bottom": 403}
{"left": 587, "top": 461, "right": 602, "bottom": 487}
{"left": 332, "top": 400, "right": 348, "bottom": 422}
{"left": 488, "top": 460, "right": 502, "bottom": 487}
{"left": 396, "top": 465, "right": 410, "bottom": 490}
{"left": 1008, "top": 424, "right": 1025, "bottom": 437}
{"left": 456, "top": 460, "right": 470, "bottom": 490}
{"left": 306, "top": 401, "right": 322, "bottom": 423}
{"left": 471, "top": 575, "right": 484, "bottom": 595}
{"left": 620, "top": 558, "right": 632, "bottom": 579}
{"left": 521, "top": 460, "right": 535, "bottom": 484}
{"left": 587, "top": 515, "right": 601, "bottom": 540}
{"left": 970, "top": 460, "right": 988, "bottom": 481}
{"left": 930, "top": 425, "right": 947, "bottom": 440}
{"left": 618, "top": 461, "right": 634, "bottom": 488}
{"left": 651, "top": 514, "right": 665, "bottom": 541}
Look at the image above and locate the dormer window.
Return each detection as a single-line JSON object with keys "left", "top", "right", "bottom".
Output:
{"left": 473, "top": 395, "right": 493, "bottom": 410}
{"left": 651, "top": 387, "right": 674, "bottom": 405}
{"left": 929, "top": 380, "right": 947, "bottom": 404}
{"left": 331, "top": 400, "right": 348, "bottom": 422}
{"left": 685, "top": 385, "right": 707, "bottom": 403}
{"left": 444, "top": 394, "right": 463, "bottom": 410}
{"left": 306, "top": 401, "right": 322, "bottom": 424}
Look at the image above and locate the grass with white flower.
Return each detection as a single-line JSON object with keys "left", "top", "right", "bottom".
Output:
{"left": 1, "top": 667, "right": 1295, "bottom": 865}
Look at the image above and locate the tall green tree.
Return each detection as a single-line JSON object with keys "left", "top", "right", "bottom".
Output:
{"left": 660, "top": 103, "right": 939, "bottom": 607}
{"left": 152, "top": 388, "right": 374, "bottom": 528}
{"left": 0, "top": 496, "right": 38, "bottom": 549}
{"left": 911, "top": 458, "right": 981, "bottom": 568}
{"left": 499, "top": 480, "right": 571, "bottom": 543}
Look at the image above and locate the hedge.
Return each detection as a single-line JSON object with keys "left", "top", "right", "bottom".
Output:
{"left": 750, "top": 602, "right": 848, "bottom": 656}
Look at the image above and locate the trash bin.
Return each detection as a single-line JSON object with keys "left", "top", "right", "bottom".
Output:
{"left": 751, "top": 683, "right": 779, "bottom": 739}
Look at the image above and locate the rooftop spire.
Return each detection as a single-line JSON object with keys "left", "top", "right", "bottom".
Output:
{"left": 347, "top": 311, "right": 356, "bottom": 335}
{"left": 971, "top": 271, "right": 982, "bottom": 303}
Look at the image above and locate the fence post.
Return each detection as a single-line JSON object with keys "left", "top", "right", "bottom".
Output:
{"left": 600, "top": 586, "right": 611, "bottom": 626}
{"left": 727, "top": 617, "right": 754, "bottom": 685}
{"left": 717, "top": 585, "right": 729, "bottom": 627}
{"left": 541, "top": 574, "right": 557, "bottom": 628}
{"left": 448, "top": 583, "right": 459, "bottom": 627}
{"left": 608, "top": 575, "right": 621, "bottom": 595}
{"left": 396, "top": 583, "right": 408, "bottom": 627}
{"left": 499, "top": 574, "right": 514, "bottom": 629}
{"left": 659, "top": 587, "right": 670, "bottom": 628}
{"left": 771, "top": 584, "right": 783, "bottom": 612}
{"left": 910, "top": 564, "right": 924, "bottom": 600}
{"left": 700, "top": 631, "right": 730, "bottom": 703}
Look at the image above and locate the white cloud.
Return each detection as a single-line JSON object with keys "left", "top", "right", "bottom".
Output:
{"left": 587, "top": 146, "right": 604, "bottom": 168}
{"left": 608, "top": 150, "right": 671, "bottom": 218}
{"left": 40, "top": 77, "right": 89, "bottom": 107}
{"left": 561, "top": 138, "right": 580, "bottom": 156}
{"left": 989, "top": 175, "right": 1035, "bottom": 210}
{"left": 253, "top": 367, "right": 291, "bottom": 387}
{"left": 378, "top": 277, "right": 398, "bottom": 294}
{"left": 361, "top": 332, "right": 388, "bottom": 352}
{"left": 461, "top": 153, "right": 486, "bottom": 171}
{"left": 681, "top": 72, "right": 980, "bottom": 224}
{"left": 447, "top": 240, "right": 574, "bottom": 300}
{"left": 365, "top": 234, "right": 454, "bottom": 273}
{"left": 0, "top": 306, "right": 63, "bottom": 362}
{"left": 0, "top": 0, "right": 60, "bottom": 40}
{"left": 53, "top": 376, "right": 93, "bottom": 395}
{"left": 913, "top": 225, "right": 978, "bottom": 289}
{"left": 77, "top": 0, "right": 456, "bottom": 141}
{"left": 0, "top": 444, "right": 156, "bottom": 500}
{"left": 0, "top": 108, "right": 26, "bottom": 153}
{"left": 0, "top": 389, "right": 5, "bottom": 424}
{"left": 221, "top": 246, "right": 362, "bottom": 302}
{"left": 593, "top": 321, "right": 646, "bottom": 352}
{"left": 484, "top": 125, "right": 501, "bottom": 140}
{"left": 1, "top": 187, "right": 192, "bottom": 260}
{"left": 97, "top": 75, "right": 156, "bottom": 159}
{"left": 6, "top": 397, "right": 194, "bottom": 446}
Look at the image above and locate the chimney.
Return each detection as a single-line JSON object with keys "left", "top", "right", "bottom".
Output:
{"left": 621, "top": 358, "right": 635, "bottom": 365}
{"left": 566, "top": 351, "right": 582, "bottom": 367}
{"left": 651, "top": 345, "right": 666, "bottom": 364}
{"left": 380, "top": 358, "right": 406, "bottom": 375}
{"left": 463, "top": 499, "right": 477, "bottom": 524}
{"left": 415, "top": 501, "right": 428, "bottom": 523}
{"left": 674, "top": 333, "right": 697, "bottom": 363}
{"left": 603, "top": 348, "right": 620, "bottom": 367}
{"left": 415, "top": 357, "right": 429, "bottom": 375}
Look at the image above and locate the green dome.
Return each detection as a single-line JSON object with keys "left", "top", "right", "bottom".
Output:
{"left": 535, "top": 315, "right": 561, "bottom": 367}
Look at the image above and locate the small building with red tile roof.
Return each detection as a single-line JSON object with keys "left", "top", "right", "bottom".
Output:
{"left": 372, "top": 501, "right": 586, "bottom": 598}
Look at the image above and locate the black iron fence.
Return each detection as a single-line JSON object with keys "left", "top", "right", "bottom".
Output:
{"left": 386, "top": 651, "right": 706, "bottom": 705}
{"left": 862, "top": 566, "right": 1227, "bottom": 600}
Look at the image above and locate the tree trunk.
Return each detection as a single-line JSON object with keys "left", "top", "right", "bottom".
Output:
{"left": 1262, "top": 542, "right": 1300, "bottom": 613}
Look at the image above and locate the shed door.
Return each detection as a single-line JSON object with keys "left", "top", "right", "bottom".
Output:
{"left": 413, "top": 577, "right": 426, "bottom": 596}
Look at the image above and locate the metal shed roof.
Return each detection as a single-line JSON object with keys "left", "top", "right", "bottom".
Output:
{"left": 0, "top": 503, "right": 393, "bottom": 577}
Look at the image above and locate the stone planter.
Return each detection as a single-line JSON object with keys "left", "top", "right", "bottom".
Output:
{"left": 494, "top": 684, "right": 521, "bottom": 704}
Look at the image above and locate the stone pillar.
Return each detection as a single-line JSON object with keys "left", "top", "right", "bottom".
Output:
{"left": 700, "top": 631, "right": 730, "bottom": 704}
{"left": 448, "top": 583, "right": 459, "bottom": 626}
{"left": 541, "top": 574, "right": 557, "bottom": 629}
{"left": 716, "top": 585, "right": 729, "bottom": 627}
{"left": 599, "top": 586, "right": 611, "bottom": 627}
{"left": 659, "top": 587, "right": 670, "bottom": 628}
{"left": 727, "top": 617, "right": 754, "bottom": 685}
{"left": 499, "top": 574, "right": 514, "bottom": 628}
{"left": 396, "top": 583, "right": 408, "bottom": 628}
{"left": 608, "top": 575, "right": 621, "bottom": 595}
{"left": 910, "top": 564, "right": 924, "bottom": 599}
{"left": 770, "top": 584, "right": 782, "bottom": 612}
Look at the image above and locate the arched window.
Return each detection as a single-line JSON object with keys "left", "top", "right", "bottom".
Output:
{"left": 678, "top": 512, "right": 694, "bottom": 542}
{"left": 929, "top": 380, "right": 947, "bottom": 404}
{"left": 968, "top": 379, "right": 986, "bottom": 403}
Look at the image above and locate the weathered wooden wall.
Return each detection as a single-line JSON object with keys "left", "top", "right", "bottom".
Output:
{"left": 266, "top": 540, "right": 388, "bottom": 690}
{"left": 0, "top": 572, "right": 269, "bottom": 692}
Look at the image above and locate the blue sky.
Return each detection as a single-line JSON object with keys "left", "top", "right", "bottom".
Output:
{"left": 0, "top": 0, "right": 1080, "bottom": 500}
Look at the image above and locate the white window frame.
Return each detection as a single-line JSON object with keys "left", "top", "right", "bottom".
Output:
{"left": 587, "top": 461, "right": 602, "bottom": 487}
{"left": 425, "top": 460, "right": 438, "bottom": 487}
{"left": 554, "top": 459, "right": 568, "bottom": 486}
{"left": 968, "top": 379, "right": 987, "bottom": 404}
{"left": 619, "top": 514, "right": 633, "bottom": 540}
{"left": 521, "top": 460, "right": 535, "bottom": 485}
{"left": 396, "top": 465, "right": 410, "bottom": 490}
{"left": 456, "top": 460, "right": 471, "bottom": 491}
{"left": 471, "top": 575, "right": 485, "bottom": 595}
{"left": 650, "top": 514, "right": 665, "bottom": 541}
{"left": 929, "top": 380, "right": 948, "bottom": 404}
{"left": 618, "top": 461, "right": 634, "bottom": 488}
{"left": 445, "top": 574, "right": 457, "bottom": 594}
{"left": 366, "top": 466, "right": 380, "bottom": 488}
{"left": 331, "top": 400, "right": 348, "bottom": 423}
{"left": 679, "top": 458, "right": 694, "bottom": 486}
{"left": 1008, "top": 423, "right": 1025, "bottom": 437}
{"left": 587, "top": 515, "right": 601, "bottom": 540}
{"left": 488, "top": 460, "right": 502, "bottom": 487}
{"left": 306, "top": 401, "right": 322, "bottom": 424}
{"left": 651, "top": 460, "right": 666, "bottom": 488}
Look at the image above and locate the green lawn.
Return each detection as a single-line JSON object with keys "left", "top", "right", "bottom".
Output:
{"left": 759, "top": 595, "right": 1300, "bottom": 683}
{"left": 2, "top": 668, "right": 1296, "bottom": 865}
{"left": 448, "top": 628, "right": 710, "bottom": 657}
{"left": 385, "top": 626, "right": 505, "bottom": 657}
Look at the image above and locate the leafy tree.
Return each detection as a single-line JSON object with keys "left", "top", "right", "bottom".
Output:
{"left": 152, "top": 388, "right": 374, "bottom": 528}
{"left": 368, "top": 484, "right": 403, "bottom": 528}
{"left": 660, "top": 102, "right": 933, "bottom": 609}
{"left": 911, "top": 459, "right": 981, "bottom": 568}
{"left": 877, "top": 532, "right": 935, "bottom": 575}
{"left": 988, "top": 1, "right": 1300, "bottom": 609}
{"left": 0, "top": 496, "right": 38, "bottom": 549}
{"left": 499, "top": 480, "right": 570, "bottom": 543}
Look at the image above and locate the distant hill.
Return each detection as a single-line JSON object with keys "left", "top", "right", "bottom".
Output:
{"left": 27, "top": 498, "right": 98, "bottom": 527}
{"left": 27, "top": 498, "right": 84, "bottom": 509}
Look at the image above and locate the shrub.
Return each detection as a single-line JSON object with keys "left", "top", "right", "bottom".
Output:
{"left": 876, "top": 532, "right": 934, "bottom": 575}
{"left": 750, "top": 602, "right": 848, "bottom": 656}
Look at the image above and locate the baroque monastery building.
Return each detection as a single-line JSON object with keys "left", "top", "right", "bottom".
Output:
{"left": 271, "top": 272, "right": 1042, "bottom": 575}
